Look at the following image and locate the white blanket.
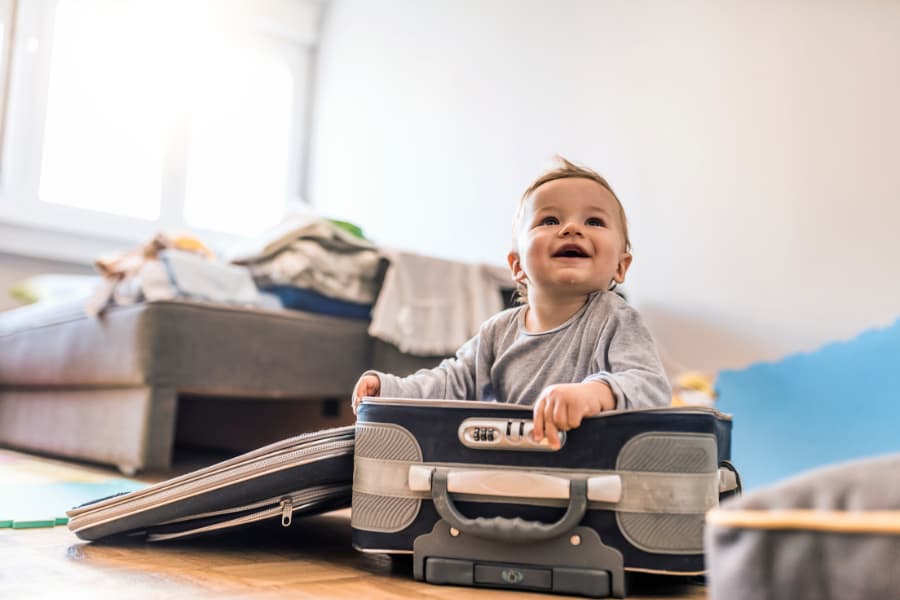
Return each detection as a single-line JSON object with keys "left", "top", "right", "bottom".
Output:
{"left": 369, "top": 250, "right": 512, "bottom": 356}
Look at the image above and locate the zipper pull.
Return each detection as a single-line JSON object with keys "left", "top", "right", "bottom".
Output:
{"left": 280, "top": 498, "right": 293, "bottom": 527}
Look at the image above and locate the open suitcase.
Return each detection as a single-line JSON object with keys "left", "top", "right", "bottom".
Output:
{"left": 352, "top": 398, "right": 739, "bottom": 598}
{"left": 67, "top": 427, "right": 355, "bottom": 541}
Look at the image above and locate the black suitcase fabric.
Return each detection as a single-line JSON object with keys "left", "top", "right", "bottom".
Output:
{"left": 352, "top": 399, "right": 735, "bottom": 578}
{"left": 67, "top": 426, "right": 355, "bottom": 541}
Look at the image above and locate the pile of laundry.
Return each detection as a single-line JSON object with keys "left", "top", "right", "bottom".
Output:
{"left": 88, "top": 215, "right": 512, "bottom": 357}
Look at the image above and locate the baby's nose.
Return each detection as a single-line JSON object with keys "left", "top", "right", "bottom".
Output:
{"left": 560, "top": 222, "right": 583, "bottom": 236}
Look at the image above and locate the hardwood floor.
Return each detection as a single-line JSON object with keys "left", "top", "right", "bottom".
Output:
{"left": 0, "top": 450, "right": 706, "bottom": 599}
{"left": 1, "top": 511, "right": 706, "bottom": 599}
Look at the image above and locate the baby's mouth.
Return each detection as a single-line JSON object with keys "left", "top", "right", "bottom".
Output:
{"left": 553, "top": 244, "right": 589, "bottom": 258}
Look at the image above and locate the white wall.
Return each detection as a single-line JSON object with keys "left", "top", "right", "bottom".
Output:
{"left": 308, "top": 0, "right": 900, "bottom": 372}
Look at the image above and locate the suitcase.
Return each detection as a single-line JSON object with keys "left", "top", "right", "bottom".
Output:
{"left": 352, "top": 398, "right": 739, "bottom": 598}
{"left": 67, "top": 426, "right": 355, "bottom": 541}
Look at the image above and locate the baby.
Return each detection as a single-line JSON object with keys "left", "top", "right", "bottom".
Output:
{"left": 352, "top": 157, "right": 671, "bottom": 449}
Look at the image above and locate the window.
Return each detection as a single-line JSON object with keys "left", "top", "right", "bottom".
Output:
{"left": 0, "top": 0, "right": 320, "bottom": 259}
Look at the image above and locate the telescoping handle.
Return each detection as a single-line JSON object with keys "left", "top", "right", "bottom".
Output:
{"left": 416, "top": 467, "right": 622, "bottom": 543}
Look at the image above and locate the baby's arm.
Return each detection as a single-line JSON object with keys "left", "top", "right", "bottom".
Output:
{"left": 531, "top": 381, "right": 614, "bottom": 450}
{"left": 350, "top": 334, "right": 480, "bottom": 413}
{"left": 585, "top": 306, "right": 671, "bottom": 410}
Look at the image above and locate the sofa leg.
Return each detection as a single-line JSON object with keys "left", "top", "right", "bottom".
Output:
{"left": 0, "top": 386, "right": 171, "bottom": 471}
{"left": 118, "top": 464, "right": 138, "bottom": 477}
{"left": 141, "top": 386, "right": 177, "bottom": 472}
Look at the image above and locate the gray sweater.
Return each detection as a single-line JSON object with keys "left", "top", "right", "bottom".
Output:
{"left": 371, "top": 291, "right": 671, "bottom": 409}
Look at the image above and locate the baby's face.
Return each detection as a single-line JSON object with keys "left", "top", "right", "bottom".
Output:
{"left": 509, "top": 177, "right": 631, "bottom": 300}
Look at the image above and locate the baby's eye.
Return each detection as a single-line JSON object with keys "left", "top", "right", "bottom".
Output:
{"left": 539, "top": 216, "right": 559, "bottom": 226}
{"left": 586, "top": 217, "right": 606, "bottom": 227}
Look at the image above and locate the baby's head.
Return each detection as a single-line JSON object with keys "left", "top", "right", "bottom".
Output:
{"left": 509, "top": 157, "right": 632, "bottom": 303}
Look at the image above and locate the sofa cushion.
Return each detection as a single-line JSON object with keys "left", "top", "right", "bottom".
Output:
{"left": 0, "top": 299, "right": 370, "bottom": 397}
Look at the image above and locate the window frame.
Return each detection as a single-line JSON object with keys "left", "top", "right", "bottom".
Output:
{"left": 0, "top": 0, "right": 322, "bottom": 263}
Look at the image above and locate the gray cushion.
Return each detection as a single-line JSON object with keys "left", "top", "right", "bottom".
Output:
{"left": 0, "top": 299, "right": 371, "bottom": 397}
{"left": 706, "top": 454, "right": 900, "bottom": 600}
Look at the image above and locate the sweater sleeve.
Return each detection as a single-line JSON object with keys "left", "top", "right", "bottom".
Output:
{"left": 367, "top": 334, "right": 479, "bottom": 400}
{"left": 583, "top": 306, "right": 672, "bottom": 410}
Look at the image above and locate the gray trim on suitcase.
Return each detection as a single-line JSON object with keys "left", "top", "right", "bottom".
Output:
{"left": 618, "top": 432, "right": 718, "bottom": 473}
{"left": 351, "top": 491, "right": 422, "bottom": 533}
{"left": 353, "top": 456, "right": 718, "bottom": 511}
{"left": 616, "top": 512, "right": 706, "bottom": 554}
{"left": 352, "top": 422, "right": 424, "bottom": 532}
{"left": 614, "top": 431, "right": 718, "bottom": 553}
{"left": 354, "top": 422, "right": 422, "bottom": 461}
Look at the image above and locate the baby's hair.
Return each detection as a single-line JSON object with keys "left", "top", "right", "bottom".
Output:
{"left": 512, "top": 156, "right": 631, "bottom": 303}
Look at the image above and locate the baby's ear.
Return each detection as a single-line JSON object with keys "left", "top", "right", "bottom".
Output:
{"left": 614, "top": 252, "right": 633, "bottom": 284}
{"left": 507, "top": 251, "right": 526, "bottom": 284}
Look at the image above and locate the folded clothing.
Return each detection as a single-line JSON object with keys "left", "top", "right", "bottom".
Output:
{"left": 229, "top": 215, "right": 383, "bottom": 306}
{"left": 87, "top": 248, "right": 263, "bottom": 315}
{"left": 158, "top": 249, "right": 260, "bottom": 305}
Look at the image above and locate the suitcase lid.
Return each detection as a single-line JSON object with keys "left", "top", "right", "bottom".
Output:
{"left": 67, "top": 426, "right": 355, "bottom": 541}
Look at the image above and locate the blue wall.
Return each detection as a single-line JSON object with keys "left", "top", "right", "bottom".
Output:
{"left": 716, "top": 318, "right": 900, "bottom": 491}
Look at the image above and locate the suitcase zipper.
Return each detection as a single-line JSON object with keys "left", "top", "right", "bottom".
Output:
{"left": 153, "top": 484, "right": 347, "bottom": 525}
{"left": 143, "top": 485, "right": 352, "bottom": 542}
{"left": 147, "top": 499, "right": 289, "bottom": 542}
{"left": 67, "top": 438, "right": 354, "bottom": 532}
{"left": 281, "top": 497, "right": 293, "bottom": 527}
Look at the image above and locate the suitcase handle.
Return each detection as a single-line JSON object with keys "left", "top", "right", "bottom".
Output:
{"left": 431, "top": 468, "right": 588, "bottom": 543}
{"left": 409, "top": 466, "right": 622, "bottom": 503}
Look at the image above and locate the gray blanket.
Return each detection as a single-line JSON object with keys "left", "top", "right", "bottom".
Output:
{"left": 705, "top": 453, "right": 900, "bottom": 600}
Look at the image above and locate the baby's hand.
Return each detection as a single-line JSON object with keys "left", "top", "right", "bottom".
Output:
{"left": 352, "top": 374, "right": 381, "bottom": 414}
{"left": 531, "top": 381, "right": 615, "bottom": 450}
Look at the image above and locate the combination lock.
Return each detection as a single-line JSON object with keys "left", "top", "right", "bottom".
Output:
{"left": 457, "top": 418, "right": 566, "bottom": 451}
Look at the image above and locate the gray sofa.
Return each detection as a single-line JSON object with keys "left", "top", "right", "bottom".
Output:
{"left": 0, "top": 299, "right": 440, "bottom": 473}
